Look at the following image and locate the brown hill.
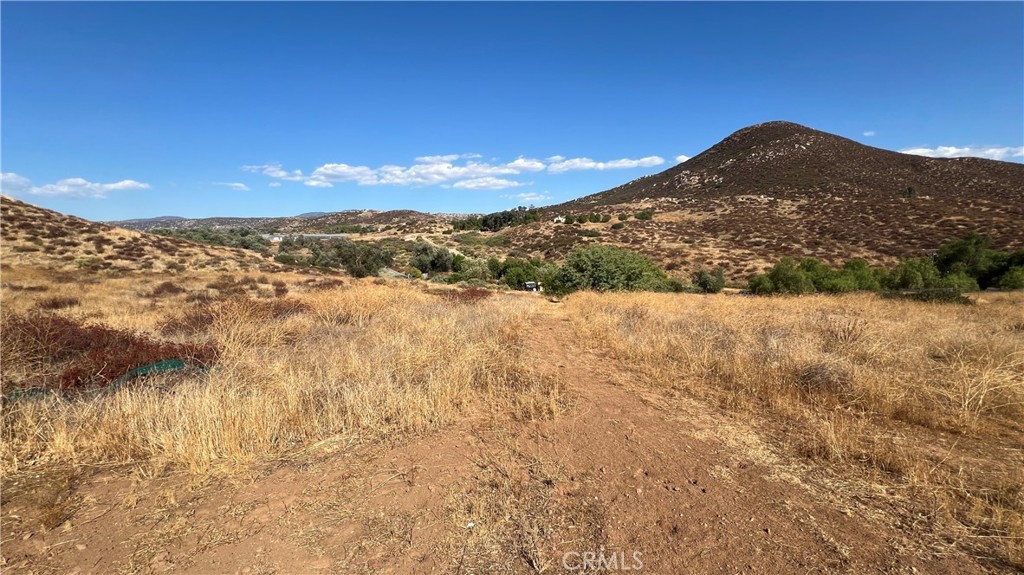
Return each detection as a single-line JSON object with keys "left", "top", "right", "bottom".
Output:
{"left": 112, "top": 208, "right": 462, "bottom": 233}
{"left": 1, "top": 196, "right": 281, "bottom": 274}
{"left": 498, "top": 121, "right": 1023, "bottom": 278}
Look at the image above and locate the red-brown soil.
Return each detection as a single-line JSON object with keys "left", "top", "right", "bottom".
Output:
{"left": 1, "top": 300, "right": 1000, "bottom": 574}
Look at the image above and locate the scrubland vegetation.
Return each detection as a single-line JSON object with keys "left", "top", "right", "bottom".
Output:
{"left": 153, "top": 227, "right": 271, "bottom": 253}
{"left": 565, "top": 290, "right": 1024, "bottom": 567}
{"left": 1, "top": 271, "right": 562, "bottom": 473}
{"left": 750, "top": 232, "right": 1024, "bottom": 297}
{"left": 4, "top": 193, "right": 1024, "bottom": 572}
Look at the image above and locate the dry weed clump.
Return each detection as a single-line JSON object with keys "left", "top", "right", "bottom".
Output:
{"left": 1, "top": 313, "right": 219, "bottom": 393}
{"left": 2, "top": 283, "right": 561, "bottom": 474}
{"left": 563, "top": 291, "right": 1024, "bottom": 568}
{"left": 31, "top": 295, "right": 81, "bottom": 311}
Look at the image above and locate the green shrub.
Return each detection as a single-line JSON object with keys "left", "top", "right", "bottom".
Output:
{"left": 557, "top": 245, "right": 672, "bottom": 293}
{"left": 748, "top": 274, "right": 775, "bottom": 295}
{"left": 600, "top": 214, "right": 611, "bottom": 223}
{"left": 411, "top": 241, "right": 454, "bottom": 273}
{"left": 588, "top": 213, "right": 601, "bottom": 223}
{"left": 611, "top": 222, "right": 625, "bottom": 230}
{"left": 576, "top": 215, "right": 588, "bottom": 225}
{"left": 692, "top": 267, "right": 726, "bottom": 293}
{"left": 936, "top": 271, "right": 980, "bottom": 292}
{"left": 750, "top": 258, "right": 815, "bottom": 295}
{"left": 998, "top": 266, "right": 1024, "bottom": 289}
{"left": 883, "top": 258, "right": 943, "bottom": 290}
{"left": 635, "top": 211, "right": 654, "bottom": 221}
{"left": 617, "top": 213, "right": 629, "bottom": 221}
{"left": 840, "top": 259, "right": 882, "bottom": 291}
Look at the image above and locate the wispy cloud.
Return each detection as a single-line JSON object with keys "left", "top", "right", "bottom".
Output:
{"left": 247, "top": 152, "right": 665, "bottom": 190}
{"left": 452, "top": 177, "right": 525, "bottom": 190}
{"left": 268, "top": 182, "right": 282, "bottom": 188}
{"left": 675, "top": 154, "right": 691, "bottom": 164}
{"left": 863, "top": 130, "right": 876, "bottom": 137}
{"left": 242, "top": 163, "right": 304, "bottom": 181}
{"left": 1, "top": 172, "right": 150, "bottom": 198}
{"left": 215, "top": 182, "right": 251, "bottom": 191}
{"left": 505, "top": 157, "right": 546, "bottom": 172}
{"left": 900, "top": 145, "right": 1024, "bottom": 162}
{"left": 503, "top": 191, "right": 552, "bottom": 204}
{"left": 546, "top": 156, "right": 664, "bottom": 173}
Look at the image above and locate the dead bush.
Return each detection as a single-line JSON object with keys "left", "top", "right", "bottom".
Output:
{"left": 32, "top": 296, "right": 81, "bottom": 311}
{"left": 2, "top": 314, "right": 219, "bottom": 393}
{"left": 149, "top": 281, "right": 187, "bottom": 298}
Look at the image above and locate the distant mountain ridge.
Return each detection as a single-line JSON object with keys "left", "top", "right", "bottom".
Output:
{"left": 109, "top": 209, "right": 471, "bottom": 232}
{"left": 498, "top": 121, "right": 1024, "bottom": 277}
{"left": 559, "top": 121, "right": 1023, "bottom": 209}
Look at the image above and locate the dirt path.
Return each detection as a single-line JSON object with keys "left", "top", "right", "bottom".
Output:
{"left": 1, "top": 298, "right": 995, "bottom": 574}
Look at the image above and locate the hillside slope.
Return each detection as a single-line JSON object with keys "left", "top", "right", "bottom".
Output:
{"left": 1, "top": 196, "right": 281, "bottom": 273}
{"left": 500, "top": 121, "right": 1023, "bottom": 278}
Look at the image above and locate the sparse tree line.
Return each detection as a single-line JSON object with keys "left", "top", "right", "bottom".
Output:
{"left": 188, "top": 225, "right": 1019, "bottom": 301}
{"left": 554, "top": 211, "right": 654, "bottom": 225}
{"left": 451, "top": 207, "right": 657, "bottom": 233}
{"left": 748, "top": 232, "right": 1024, "bottom": 298}
{"left": 153, "top": 227, "right": 271, "bottom": 252}
{"left": 274, "top": 235, "right": 393, "bottom": 277}
{"left": 451, "top": 206, "right": 541, "bottom": 232}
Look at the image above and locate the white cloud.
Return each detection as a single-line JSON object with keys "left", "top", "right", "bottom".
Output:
{"left": 248, "top": 151, "right": 667, "bottom": 190}
{"left": 863, "top": 130, "right": 876, "bottom": 137}
{"left": 215, "top": 182, "right": 251, "bottom": 191}
{"left": 414, "top": 154, "right": 462, "bottom": 164}
{"left": 504, "top": 191, "right": 552, "bottom": 204}
{"left": 1, "top": 172, "right": 32, "bottom": 195}
{"left": 675, "top": 155, "right": 691, "bottom": 164}
{"left": 452, "top": 177, "right": 525, "bottom": 190}
{"left": 900, "top": 145, "right": 1024, "bottom": 162}
{"left": 1, "top": 173, "right": 150, "bottom": 198}
{"left": 268, "top": 182, "right": 282, "bottom": 188}
{"left": 505, "top": 157, "right": 546, "bottom": 172}
{"left": 304, "top": 178, "right": 335, "bottom": 188}
{"left": 242, "top": 163, "right": 304, "bottom": 181}
{"left": 547, "top": 155, "right": 665, "bottom": 173}
{"left": 307, "top": 163, "right": 377, "bottom": 187}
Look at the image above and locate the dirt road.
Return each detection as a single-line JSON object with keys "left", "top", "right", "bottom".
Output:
{"left": 0, "top": 300, "right": 995, "bottom": 574}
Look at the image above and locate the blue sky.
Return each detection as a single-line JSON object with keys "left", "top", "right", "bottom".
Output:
{"left": 2, "top": 2, "right": 1022, "bottom": 221}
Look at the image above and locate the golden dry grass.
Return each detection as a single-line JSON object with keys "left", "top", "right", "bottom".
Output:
{"left": 562, "top": 290, "right": 1024, "bottom": 568}
{"left": 1, "top": 270, "right": 562, "bottom": 474}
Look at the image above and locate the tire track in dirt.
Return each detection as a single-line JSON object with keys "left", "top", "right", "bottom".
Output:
{"left": 515, "top": 300, "right": 989, "bottom": 574}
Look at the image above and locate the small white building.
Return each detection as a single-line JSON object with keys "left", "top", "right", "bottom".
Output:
{"left": 552, "top": 216, "right": 566, "bottom": 224}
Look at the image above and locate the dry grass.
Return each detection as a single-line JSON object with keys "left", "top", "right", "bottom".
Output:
{"left": 2, "top": 270, "right": 562, "bottom": 474}
{"left": 563, "top": 290, "right": 1024, "bottom": 568}
{"left": 441, "top": 432, "right": 607, "bottom": 574}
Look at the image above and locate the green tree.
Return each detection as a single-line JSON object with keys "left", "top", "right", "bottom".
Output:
{"left": 997, "top": 266, "right": 1024, "bottom": 289}
{"left": 692, "top": 267, "right": 726, "bottom": 293}
{"left": 752, "top": 257, "right": 815, "bottom": 295}
{"left": 557, "top": 245, "right": 672, "bottom": 292}
{"left": 884, "top": 258, "right": 943, "bottom": 290}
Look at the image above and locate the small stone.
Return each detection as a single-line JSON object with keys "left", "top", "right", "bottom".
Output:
{"left": 75, "top": 544, "right": 87, "bottom": 551}
{"left": 21, "top": 533, "right": 31, "bottom": 541}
